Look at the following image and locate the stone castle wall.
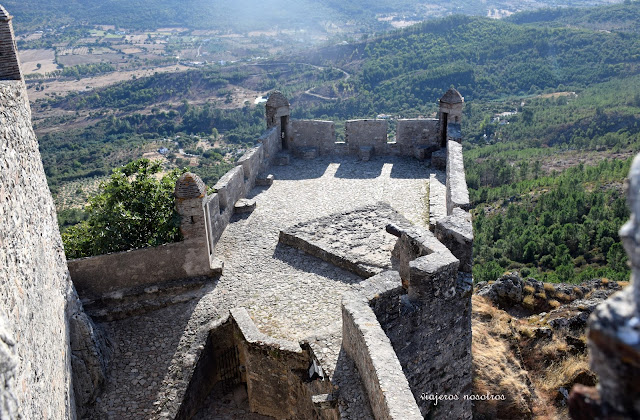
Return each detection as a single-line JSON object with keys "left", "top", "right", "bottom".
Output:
{"left": 1, "top": 77, "right": 110, "bottom": 419}
{"left": 0, "top": 80, "right": 75, "bottom": 419}
{"left": 287, "top": 117, "right": 444, "bottom": 159}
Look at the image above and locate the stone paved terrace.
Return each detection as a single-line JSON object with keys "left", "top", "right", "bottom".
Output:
{"left": 86, "top": 154, "right": 442, "bottom": 419}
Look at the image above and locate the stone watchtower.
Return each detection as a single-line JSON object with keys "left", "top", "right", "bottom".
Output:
{"left": 174, "top": 172, "right": 207, "bottom": 241}
{"left": 439, "top": 88, "right": 464, "bottom": 147}
{"left": 265, "top": 91, "right": 290, "bottom": 150}
{"left": 0, "top": 5, "right": 22, "bottom": 80}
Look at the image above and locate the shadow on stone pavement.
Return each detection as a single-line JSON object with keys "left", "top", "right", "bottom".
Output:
{"left": 334, "top": 159, "right": 385, "bottom": 179}
{"left": 85, "top": 295, "right": 208, "bottom": 419}
{"left": 271, "top": 243, "right": 364, "bottom": 285}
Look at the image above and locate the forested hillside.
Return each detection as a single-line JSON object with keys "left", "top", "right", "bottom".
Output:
{"left": 294, "top": 13, "right": 640, "bottom": 119}
{"left": 34, "top": 2, "right": 640, "bottom": 284}
{"left": 507, "top": 1, "right": 640, "bottom": 32}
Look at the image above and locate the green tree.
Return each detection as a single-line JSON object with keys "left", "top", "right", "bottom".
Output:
{"left": 62, "top": 159, "right": 185, "bottom": 259}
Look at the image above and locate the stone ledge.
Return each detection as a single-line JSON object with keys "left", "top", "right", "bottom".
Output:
{"left": 342, "top": 292, "right": 423, "bottom": 420}
{"left": 446, "top": 140, "right": 470, "bottom": 214}
{"left": 435, "top": 207, "right": 473, "bottom": 273}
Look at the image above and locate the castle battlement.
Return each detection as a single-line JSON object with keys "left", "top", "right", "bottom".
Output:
{"left": 0, "top": 4, "right": 474, "bottom": 417}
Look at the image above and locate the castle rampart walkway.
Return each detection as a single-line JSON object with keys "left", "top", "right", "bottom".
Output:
{"left": 86, "top": 155, "right": 439, "bottom": 419}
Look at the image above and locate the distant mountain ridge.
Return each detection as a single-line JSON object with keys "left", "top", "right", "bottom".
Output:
{"left": 507, "top": 0, "right": 640, "bottom": 32}
{"left": 4, "top": 0, "right": 628, "bottom": 33}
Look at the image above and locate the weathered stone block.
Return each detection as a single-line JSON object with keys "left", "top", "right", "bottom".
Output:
{"left": 435, "top": 208, "right": 473, "bottom": 273}
{"left": 358, "top": 145, "right": 373, "bottom": 161}
{"left": 234, "top": 198, "right": 256, "bottom": 213}
{"left": 255, "top": 174, "right": 274, "bottom": 186}
{"left": 345, "top": 119, "right": 387, "bottom": 154}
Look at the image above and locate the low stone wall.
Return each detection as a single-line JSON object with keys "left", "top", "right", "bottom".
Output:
{"left": 342, "top": 291, "right": 423, "bottom": 420}
{"left": 290, "top": 120, "right": 336, "bottom": 155}
{"left": 396, "top": 119, "right": 439, "bottom": 157}
{"left": 214, "top": 166, "right": 245, "bottom": 215}
{"left": 345, "top": 119, "right": 388, "bottom": 155}
{"left": 236, "top": 145, "right": 263, "bottom": 192}
{"left": 384, "top": 223, "right": 473, "bottom": 419}
{"left": 258, "top": 127, "right": 280, "bottom": 173}
{"left": 175, "top": 307, "right": 328, "bottom": 419}
{"left": 435, "top": 208, "right": 473, "bottom": 273}
{"left": 446, "top": 140, "right": 470, "bottom": 215}
{"left": 68, "top": 237, "right": 212, "bottom": 299}
{"left": 280, "top": 118, "right": 449, "bottom": 160}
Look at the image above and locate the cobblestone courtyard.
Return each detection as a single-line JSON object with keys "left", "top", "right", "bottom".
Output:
{"left": 88, "top": 155, "right": 438, "bottom": 419}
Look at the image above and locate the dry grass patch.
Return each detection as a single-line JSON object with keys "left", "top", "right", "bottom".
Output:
{"left": 472, "top": 296, "right": 535, "bottom": 420}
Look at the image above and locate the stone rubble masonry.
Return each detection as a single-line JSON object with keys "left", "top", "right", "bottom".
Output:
{"left": 396, "top": 119, "right": 439, "bottom": 156}
{"left": 345, "top": 119, "right": 388, "bottom": 155}
{"left": 342, "top": 291, "right": 423, "bottom": 420}
{"left": 291, "top": 120, "right": 336, "bottom": 155}
{"left": 384, "top": 223, "right": 472, "bottom": 418}
{"left": 435, "top": 207, "right": 474, "bottom": 273}
{"left": 67, "top": 288, "right": 113, "bottom": 418}
{"left": 176, "top": 307, "right": 327, "bottom": 419}
{"left": 1, "top": 79, "right": 76, "bottom": 419}
{"left": 446, "top": 140, "right": 470, "bottom": 215}
{"left": 0, "top": 315, "right": 18, "bottom": 419}
{"left": 0, "top": 77, "right": 109, "bottom": 419}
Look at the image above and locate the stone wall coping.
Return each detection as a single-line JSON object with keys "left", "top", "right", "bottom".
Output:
{"left": 213, "top": 165, "right": 244, "bottom": 190}
{"left": 230, "top": 307, "right": 303, "bottom": 354}
{"left": 342, "top": 292, "right": 423, "bottom": 420}
{"left": 410, "top": 252, "right": 459, "bottom": 275}
{"left": 436, "top": 208, "right": 473, "bottom": 242}
{"left": 446, "top": 140, "right": 470, "bottom": 214}
{"left": 357, "top": 270, "right": 403, "bottom": 302}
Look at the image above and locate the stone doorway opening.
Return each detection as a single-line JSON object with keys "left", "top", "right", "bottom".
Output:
{"left": 280, "top": 116, "right": 289, "bottom": 149}
{"left": 440, "top": 112, "right": 448, "bottom": 147}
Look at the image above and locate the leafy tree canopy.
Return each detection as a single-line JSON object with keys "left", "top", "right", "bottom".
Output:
{"left": 62, "top": 158, "right": 185, "bottom": 258}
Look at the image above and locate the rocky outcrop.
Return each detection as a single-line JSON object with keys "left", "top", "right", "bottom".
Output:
{"left": 474, "top": 273, "right": 627, "bottom": 418}
{"left": 67, "top": 287, "right": 112, "bottom": 416}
